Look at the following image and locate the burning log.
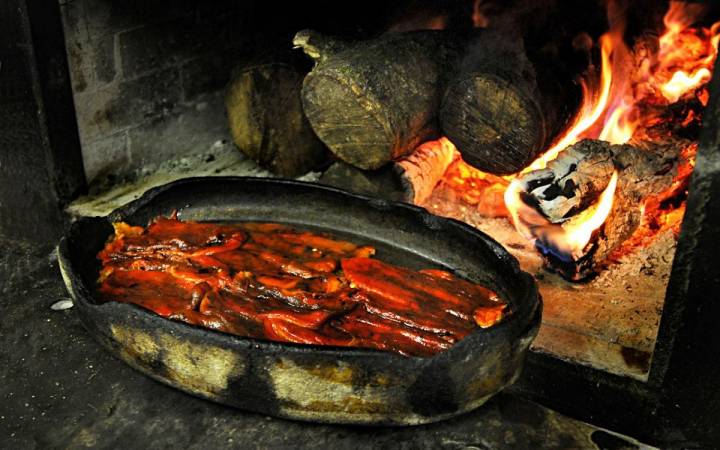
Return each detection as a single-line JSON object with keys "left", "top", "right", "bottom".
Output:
{"left": 294, "top": 29, "right": 463, "bottom": 170}
{"left": 518, "top": 140, "right": 616, "bottom": 223}
{"left": 518, "top": 139, "right": 682, "bottom": 223}
{"left": 513, "top": 138, "right": 690, "bottom": 280}
{"left": 440, "top": 23, "right": 584, "bottom": 175}
{"left": 225, "top": 62, "right": 328, "bottom": 177}
{"left": 319, "top": 138, "right": 456, "bottom": 204}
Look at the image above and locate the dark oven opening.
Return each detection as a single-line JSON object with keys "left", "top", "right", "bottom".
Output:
{"left": 3, "top": 0, "right": 720, "bottom": 447}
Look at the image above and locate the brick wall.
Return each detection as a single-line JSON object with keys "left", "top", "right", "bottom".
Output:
{"left": 59, "top": 0, "right": 274, "bottom": 184}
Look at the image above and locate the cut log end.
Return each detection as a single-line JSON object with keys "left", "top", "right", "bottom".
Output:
{"left": 299, "top": 29, "right": 462, "bottom": 171}
{"left": 225, "top": 63, "right": 327, "bottom": 177}
{"left": 442, "top": 74, "right": 545, "bottom": 175}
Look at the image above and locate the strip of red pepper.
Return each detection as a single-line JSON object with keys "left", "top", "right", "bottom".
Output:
{"left": 341, "top": 257, "right": 507, "bottom": 329}
{"left": 97, "top": 217, "right": 507, "bottom": 356}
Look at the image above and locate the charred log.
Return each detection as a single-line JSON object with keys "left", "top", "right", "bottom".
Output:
{"left": 295, "top": 29, "right": 463, "bottom": 170}
{"left": 225, "top": 62, "right": 328, "bottom": 177}
{"left": 519, "top": 139, "right": 682, "bottom": 223}
{"left": 319, "top": 138, "right": 456, "bottom": 204}
{"left": 395, "top": 138, "right": 457, "bottom": 204}
{"left": 516, "top": 138, "right": 690, "bottom": 281}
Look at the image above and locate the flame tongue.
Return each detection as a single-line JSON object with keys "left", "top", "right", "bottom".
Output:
{"left": 559, "top": 171, "right": 618, "bottom": 258}
{"left": 506, "top": 171, "right": 618, "bottom": 263}
{"left": 503, "top": 1, "right": 720, "bottom": 276}
{"left": 661, "top": 68, "right": 713, "bottom": 103}
{"left": 419, "top": 2, "right": 718, "bottom": 280}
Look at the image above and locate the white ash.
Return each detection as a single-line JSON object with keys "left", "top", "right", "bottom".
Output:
{"left": 50, "top": 299, "right": 74, "bottom": 311}
{"left": 519, "top": 141, "right": 615, "bottom": 223}
{"left": 516, "top": 138, "right": 687, "bottom": 225}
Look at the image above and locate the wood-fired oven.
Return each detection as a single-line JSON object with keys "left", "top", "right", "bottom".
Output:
{"left": 2, "top": 0, "right": 719, "bottom": 446}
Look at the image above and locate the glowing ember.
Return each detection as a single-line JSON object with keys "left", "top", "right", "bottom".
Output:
{"left": 472, "top": 0, "right": 489, "bottom": 28}
{"left": 419, "top": 2, "right": 719, "bottom": 277}
{"left": 661, "top": 68, "right": 712, "bottom": 103}
{"left": 502, "top": 1, "right": 720, "bottom": 264}
{"left": 657, "top": 3, "right": 720, "bottom": 98}
{"left": 431, "top": 152, "right": 509, "bottom": 218}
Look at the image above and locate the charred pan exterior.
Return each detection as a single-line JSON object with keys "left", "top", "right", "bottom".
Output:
{"left": 58, "top": 177, "right": 541, "bottom": 425}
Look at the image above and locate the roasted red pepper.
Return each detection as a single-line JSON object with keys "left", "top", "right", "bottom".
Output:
{"left": 96, "top": 217, "right": 507, "bottom": 356}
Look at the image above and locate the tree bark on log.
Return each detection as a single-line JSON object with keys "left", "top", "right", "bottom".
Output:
{"left": 294, "top": 29, "right": 464, "bottom": 170}
{"left": 225, "top": 62, "right": 328, "bottom": 177}
{"left": 440, "top": 24, "right": 583, "bottom": 175}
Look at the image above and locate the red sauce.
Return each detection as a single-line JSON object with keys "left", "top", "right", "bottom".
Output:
{"left": 97, "top": 216, "right": 507, "bottom": 357}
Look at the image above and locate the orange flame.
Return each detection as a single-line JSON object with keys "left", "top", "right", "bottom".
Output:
{"left": 503, "top": 1, "right": 720, "bottom": 262}
{"left": 530, "top": 0, "right": 720, "bottom": 169}
{"left": 661, "top": 68, "right": 712, "bottom": 103}
{"left": 472, "top": 0, "right": 489, "bottom": 28}
{"left": 562, "top": 171, "right": 618, "bottom": 256}
{"left": 522, "top": 32, "right": 616, "bottom": 173}
{"left": 503, "top": 172, "right": 618, "bottom": 259}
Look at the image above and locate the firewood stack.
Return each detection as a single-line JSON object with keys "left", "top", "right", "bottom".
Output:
{"left": 294, "top": 29, "right": 464, "bottom": 171}
{"left": 440, "top": 24, "right": 583, "bottom": 175}
{"left": 291, "top": 14, "right": 586, "bottom": 177}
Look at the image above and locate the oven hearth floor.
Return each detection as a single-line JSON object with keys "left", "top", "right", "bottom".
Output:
{"left": 0, "top": 237, "right": 651, "bottom": 449}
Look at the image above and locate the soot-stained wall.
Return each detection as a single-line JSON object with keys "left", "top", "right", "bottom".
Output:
{"left": 59, "top": 1, "right": 259, "bottom": 185}
{"left": 0, "top": 0, "right": 85, "bottom": 241}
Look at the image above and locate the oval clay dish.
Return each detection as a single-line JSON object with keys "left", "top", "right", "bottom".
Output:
{"left": 58, "top": 177, "right": 541, "bottom": 426}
